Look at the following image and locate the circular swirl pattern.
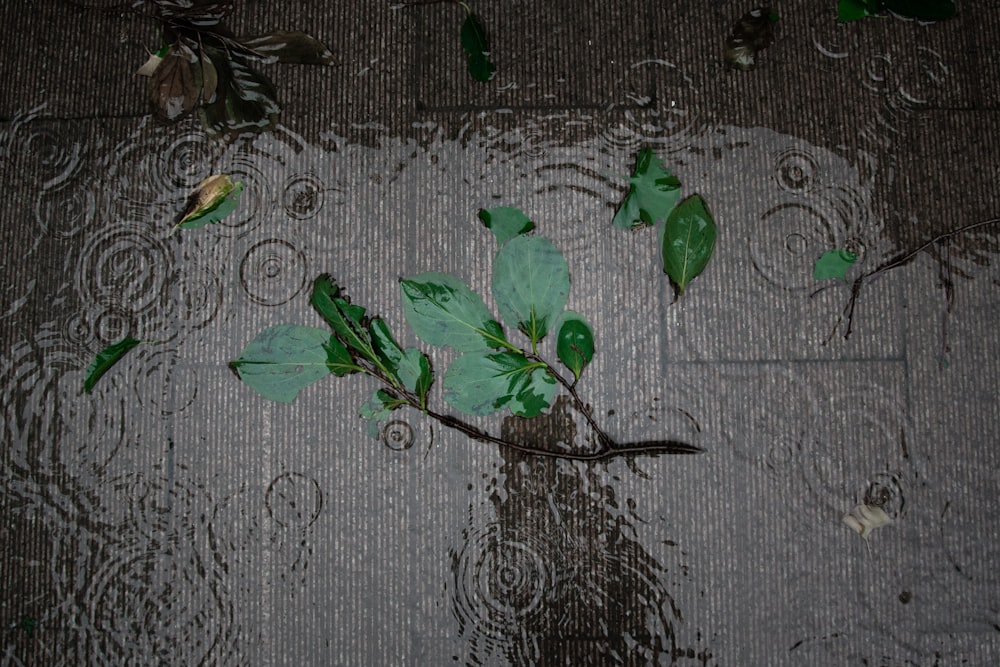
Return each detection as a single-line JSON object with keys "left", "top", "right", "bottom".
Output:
{"left": 132, "top": 348, "right": 198, "bottom": 417}
{"left": 773, "top": 147, "right": 820, "bottom": 193}
{"left": 282, "top": 173, "right": 325, "bottom": 220}
{"left": 265, "top": 472, "right": 323, "bottom": 528}
{"left": 381, "top": 419, "right": 415, "bottom": 451}
{"left": 76, "top": 223, "right": 172, "bottom": 314}
{"left": 238, "top": 239, "right": 308, "bottom": 306}
{"left": 168, "top": 266, "right": 225, "bottom": 332}
{"left": 90, "top": 304, "right": 135, "bottom": 346}
{"left": 451, "top": 522, "right": 560, "bottom": 641}
{"left": 206, "top": 150, "right": 270, "bottom": 236}
{"left": 34, "top": 179, "right": 98, "bottom": 240}
{"left": 860, "top": 471, "right": 906, "bottom": 521}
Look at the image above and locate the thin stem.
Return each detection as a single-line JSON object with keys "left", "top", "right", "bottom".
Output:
{"left": 524, "top": 351, "right": 614, "bottom": 447}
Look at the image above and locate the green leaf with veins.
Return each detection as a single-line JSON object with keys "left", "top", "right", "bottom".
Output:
{"left": 555, "top": 312, "right": 594, "bottom": 382}
{"left": 400, "top": 272, "right": 508, "bottom": 352}
{"left": 492, "top": 234, "right": 570, "bottom": 348}
{"left": 369, "top": 317, "right": 433, "bottom": 406}
{"left": 360, "top": 388, "right": 408, "bottom": 438}
{"left": 84, "top": 337, "right": 143, "bottom": 394}
{"left": 479, "top": 207, "right": 535, "bottom": 245}
{"left": 310, "top": 274, "right": 379, "bottom": 364}
{"left": 230, "top": 324, "right": 359, "bottom": 403}
{"left": 660, "top": 194, "right": 717, "bottom": 295}
{"left": 444, "top": 350, "right": 557, "bottom": 418}
{"left": 460, "top": 12, "right": 496, "bottom": 81}
{"left": 813, "top": 249, "right": 858, "bottom": 280}
{"left": 613, "top": 148, "right": 682, "bottom": 229}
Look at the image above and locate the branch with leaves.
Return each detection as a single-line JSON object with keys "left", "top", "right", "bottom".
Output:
{"left": 229, "top": 208, "right": 701, "bottom": 460}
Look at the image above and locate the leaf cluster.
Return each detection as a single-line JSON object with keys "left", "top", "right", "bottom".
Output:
{"left": 137, "top": 0, "right": 335, "bottom": 136}
{"left": 614, "top": 148, "right": 718, "bottom": 296}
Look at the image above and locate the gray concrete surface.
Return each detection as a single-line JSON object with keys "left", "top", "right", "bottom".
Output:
{"left": 1, "top": 1, "right": 999, "bottom": 664}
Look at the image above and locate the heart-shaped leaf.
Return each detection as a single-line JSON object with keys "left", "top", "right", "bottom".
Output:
{"left": 460, "top": 12, "right": 496, "bottom": 82}
{"left": 479, "top": 207, "right": 534, "bottom": 245}
{"left": 660, "top": 194, "right": 717, "bottom": 295}
{"left": 613, "top": 148, "right": 682, "bottom": 229}
{"left": 492, "top": 235, "right": 570, "bottom": 347}
{"left": 813, "top": 249, "right": 858, "bottom": 281}
{"left": 555, "top": 312, "right": 594, "bottom": 382}
{"left": 444, "top": 350, "right": 556, "bottom": 418}
{"left": 84, "top": 337, "right": 142, "bottom": 394}
{"left": 400, "top": 272, "right": 508, "bottom": 351}
{"left": 230, "top": 324, "right": 358, "bottom": 403}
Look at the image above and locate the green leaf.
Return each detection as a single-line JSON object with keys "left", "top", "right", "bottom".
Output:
{"left": 370, "top": 318, "right": 433, "bottom": 405}
{"left": 492, "top": 235, "right": 570, "bottom": 346}
{"left": 613, "top": 148, "right": 682, "bottom": 229}
{"left": 813, "top": 249, "right": 858, "bottom": 280}
{"left": 444, "top": 350, "right": 557, "bottom": 418}
{"left": 838, "top": 0, "right": 878, "bottom": 21}
{"left": 84, "top": 337, "right": 142, "bottom": 394}
{"left": 230, "top": 325, "right": 358, "bottom": 403}
{"left": 239, "top": 31, "right": 337, "bottom": 65}
{"left": 460, "top": 12, "right": 496, "bottom": 82}
{"left": 555, "top": 312, "right": 594, "bottom": 382}
{"left": 359, "top": 388, "right": 407, "bottom": 438}
{"left": 661, "top": 194, "right": 717, "bottom": 294}
{"left": 177, "top": 176, "right": 243, "bottom": 229}
{"left": 310, "top": 275, "right": 378, "bottom": 364}
{"left": 479, "top": 207, "right": 535, "bottom": 244}
{"left": 400, "top": 272, "right": 508, "bottom": 351}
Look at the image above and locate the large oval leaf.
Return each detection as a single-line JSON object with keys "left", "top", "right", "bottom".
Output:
{"left": 443, "top": 350, "right": 556, "bottom": 418}
{"left": 400, "top": 272, "right": 507, "bottom": 351}
{"left": 555, "top": 312, "right": 594, "bottom": 382}
{"left": 230, "top": 324, "right": 357, "bottom": 403}
{"left": 661, "top": 194, "right": 717, "bottom": 295}
{"left": 310, "top": 274, "right": 378, "bottom": 363}
{"left": 492, "top": 235, "right": 570, "bottom": 347}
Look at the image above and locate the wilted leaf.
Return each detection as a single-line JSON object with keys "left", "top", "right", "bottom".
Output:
{"left": 444, "top": 350, "right": 556, "bottom": 418}
{"left": 230, "top": 324, "right": 358, "bottom": 403}
{"left": 240, "top": 30, "right": 336, "bottom": 65}
{"left": 661, "top": 194, "right": 717, "bottom": 294}
{"left": 150, "top": 44, "right": 200, "bottom": 121}
{"left": 479, "top": 207, "right": 534, "bottom": 245}
{"left": 400, "top": 272, "right": 508, "bottom": 352}
{"left": 460, "top": 12, "right": 496, "bottom": 82}
{"left": 177, "top": 174, "right": 241, "bottom": 227}
{"left": 370, "top": 317, "right": 433, "bottom": 406}
{"left": 555, "top": 312, "right": 594, "bottom": 382}
{"left": 813, "top": 249, "right": 858, "bottom": 280}
{"left": 84, "top": 337, "right": 142, "bottom": 394}
{"left": 199, "top": 49, "right": 280, "bottom": 136}
{"left": 492, "top": 235, "right": 570, "bottom": 347}
{"left": 613, "top": 148, "right": 682, "bottom": 229}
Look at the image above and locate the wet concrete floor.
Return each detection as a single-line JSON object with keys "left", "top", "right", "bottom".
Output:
{"left": 1, "top": 1, "right": 999, "bottom": 664}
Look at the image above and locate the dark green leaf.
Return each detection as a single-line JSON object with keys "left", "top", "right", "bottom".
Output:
{"left": 84, "top": 337, "right": 142, "bottom": 394}
{"left": 813, "top": 249, "right": 858, "bottom": 280}
{"left": 492, "top": 235, "right": 570, "bottom": 346}
{"left": 661, "top": 194, "right": 717, "bottom": 294}
{"left": 359, "top": 388, "right": 407, "bottom": 438}
{"left": 883, "top": 0, "right": 955, "bottom": 20}
{"left": 370, "top": 318, "right": 433, "bottom": 405}
{"left": 400, "top": 272, "right": 508, "bottom": 351}
{"left": 613, "top": 148, "right": 682, "bottom": 229}
{"left": 838, "top": 0, "right": 879, "bottom": 21}
{"left": 460, "top": 13, "right": 496, "bottom": 82}
{"left": 240, "top": 31, "right": 337, "bottom": 65}
{"left": 478, "top": 207, "right": 535, "bottom": 244}
{"left": 310, "top": 275, "right": 378, "bottom": 363}
{"left": 230, "top": 324, "right": 358, "bottom": 403}
{"left": 150, "top": 44, "right": 200, "bottom": 121}
{"left": 198, "top": 50, "right": 280, "bottom": 136}
{"left": 443, "top": 350, "right": 556, "bottom": 418}
{"left": 555, "top": 312, "right": 594, "bottom": 382}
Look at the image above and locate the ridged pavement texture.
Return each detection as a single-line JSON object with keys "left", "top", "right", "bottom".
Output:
{"left": 1, "top": 1, "right": 999, "bottom": 665}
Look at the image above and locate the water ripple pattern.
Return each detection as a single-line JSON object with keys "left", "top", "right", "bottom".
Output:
{"left": 75, "top": 221, "right": 173, "bottom": 314}
{"left": 282, "top": 173, "right": 326, "bottom": 220}
{"left": 238, "top": 238, "right": 308, "bottom": 306}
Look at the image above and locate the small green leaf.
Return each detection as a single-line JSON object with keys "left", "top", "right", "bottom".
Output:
{"left": 613, "top": 148, "right": 682, "bottom": 229}
{"left": 555, "top": 312, "right": 595, "bottom": 382}
{"left": 310, "top": 275, "right": 379, "bottom": 363}
{"left": 661, "top": 194, "right": 717, "bottom": 294}
{"left": 230, "top": 324, "right": 358, "bottom": 403}
{"left": 359, "top": 388, "right": 407, "bottom": 438}
{"left": 84, "top": 337, "right": 142, "bottom": 394}
{"left": 813, "top": 249, "right": 858, "bottom": 280}
{"left": 838, "top": 0, "right": 878, "bottom": 21}
{"left": 443, "top": 350, "right": 557, "bottom": 418}
{"left": 492, "top": 235, "right": 570, "bottom": 347}
{"left": 478, "top": 207, "right": 535, "bottom": 244}
{"left": 400, "top": 272, "right": 508, "bottom": 351}
{"left": 177, "top": 176, "right": 243, "bottom": 229}
{"left": 370, "top": 318, "right": 433, "bottom": 405}
{"left": 460, "top": 12, "right": 496, "bottom": 82}
{"left": 883, "top": 0, "right": 955, "bottom": 20}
